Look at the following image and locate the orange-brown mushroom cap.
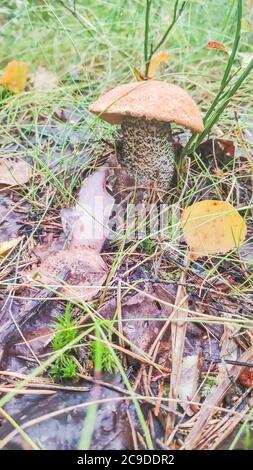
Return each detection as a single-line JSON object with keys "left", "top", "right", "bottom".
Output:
{"left": 89, "top": 80, "right": 204, "bottom": 133}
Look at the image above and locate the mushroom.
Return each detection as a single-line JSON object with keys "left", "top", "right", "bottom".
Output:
{"left": 89, "top": 80, "right": 204, "bottom": 193}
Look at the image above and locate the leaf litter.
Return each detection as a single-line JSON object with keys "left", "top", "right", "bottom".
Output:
{"left": 23, "top": 166, "right": 114, "bottom": 301}
{"left": 0, "top": 195, "right": 26, "bottom": 243}
{"left": 0, "top": 0, "right": 252, "bottom": 450}
{"left": 0, "top": 157, "right": 32, "bottom": 186}
{"left": 0, "top": 103, "right": 253, "bottom": 451}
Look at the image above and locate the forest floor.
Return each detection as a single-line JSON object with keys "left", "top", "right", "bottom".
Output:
{"left": 0, "top": 0, "right": 253, "bottom": 451}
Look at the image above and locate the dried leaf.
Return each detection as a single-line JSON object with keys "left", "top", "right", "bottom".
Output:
{"left": 14, "top": 326, "right": 52, "bottom": 358}
{"left": 198, "top": 138, "right": 235, "bottom": 167}
{"left": 238, "top": 368, "right": 253, "bottom": 388}
{"left": 0, "top": 61, "right": 28, "bottom": 93}
{"left": 148, "top": 50, "right": 169, "bottom": 78}
{"left": 206, "top": 41, "right": 228, "bottom": 53}
{"left": 0, "top": 290, "right": 64, "bottom": 351}
{"left": 24, "top": 168, "right": 115, "bottom": 302}
{"left": 31, "top": 67, "right": 58, "bottom": 92}
{"left": 0, "top": 195, "right": 25, "bottom": 242}
{"left": 25, "top": 247, "right": 108, "bottom": 302}
{"left": 100, "top": 283, "right": 176, "bottom": 353}
{"left": 0, "top": 158, "right": 32, "bottom": 186}
{"left": 217, "top": 139, "right": 235, "bottom": 158}
{"left": 178, "top": 354, "right": 201, "bottom": 416}
{"left": 61, "top": 166, "right": 115, "bottom": 252}
{"left": 133, "top": 67, "right": 147, "bottom": 82}
{"left": 181, "top": 200, "right": 247, "bottom": 258}
{"left": 0, "top": 237, "right": 22, "bottom": 256}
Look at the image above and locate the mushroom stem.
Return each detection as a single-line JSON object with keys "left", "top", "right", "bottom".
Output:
{"left": 117, "top": 116, "right": 176, "bottom": 192}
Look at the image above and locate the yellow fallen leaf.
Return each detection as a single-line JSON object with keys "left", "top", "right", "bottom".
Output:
{"left": 133, "top": 67, "right": 147, "bottom": 82}
{"left": 181, "top": 200, "right": 247, "bottom": 258}
{"left": 0, "top": 237, "right": 22, "bottom": 256}
{"left": 0, "top": 158, "right": 32, "bottom": 186}
{"left": 0, "top": 60, "right": 28, "bottom": 93}
{"left": 148, "top": 50, "right": 169, "bottom": 78}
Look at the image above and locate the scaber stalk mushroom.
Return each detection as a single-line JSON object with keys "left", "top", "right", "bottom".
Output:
{"left": 89, "top": 80, "right": 204, "bottom": 193}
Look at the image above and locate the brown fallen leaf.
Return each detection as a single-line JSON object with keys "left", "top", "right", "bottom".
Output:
{"left": 217, "top": 139, "right": 235, "bottom": 158}
{"left": 13, "top": 326, "right": 52, "bottom": 359}
{"left": 0, "top": 60, "right": 28, "bottom": 93}
{"left": 0, "top": 195, "right": 25, "bottom": 243}
{"left": 206, "top": 41, "right": 228, "bottom": 53}
{"left": 24, "top": 167, "right": 114, "bottom": 301}
{"left": 0, "top": 158, "right": 32, "bottom": 186}
{"left": 25, "top": 247, "right": 108, "bottom": 302}
{"left": 100, "top": 283, "right": 176, "bottom": 353}
{"left": 61, "top": 166, "right": 115, "bottom": 252}
{"left": 238, "top": 367, "right": 253, "bottom": 388}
